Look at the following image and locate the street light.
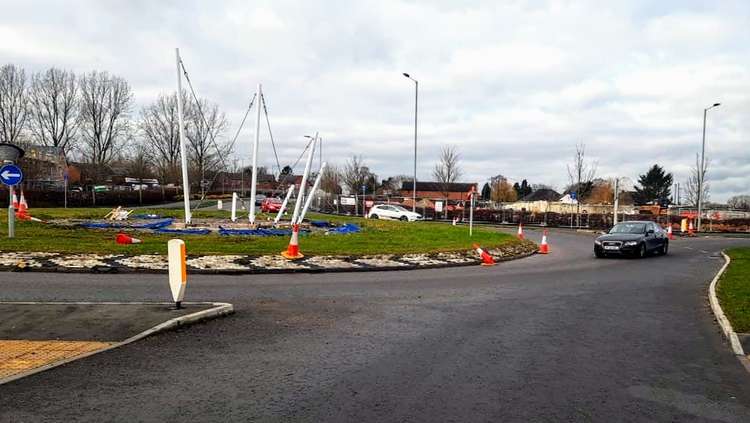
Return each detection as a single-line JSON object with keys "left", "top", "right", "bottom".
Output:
{"left": 403, "top": 73, "right": 418, "bottom": 213}
{"left": 697, "top": 102, "right": 720, "bottom": 232}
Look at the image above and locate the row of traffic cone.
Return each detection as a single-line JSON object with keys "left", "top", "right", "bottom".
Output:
{"left": 473, "top": 226, "right": 550, "bottom": 266}
{"left": 11, "top": 190, "right": 43, "bottom": 222}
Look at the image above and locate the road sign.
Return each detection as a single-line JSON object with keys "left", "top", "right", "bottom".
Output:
{"left": 0, "top": 164, "right": 23, "bottom": 186}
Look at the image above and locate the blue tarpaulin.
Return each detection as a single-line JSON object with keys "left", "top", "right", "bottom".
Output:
{"left": 218, "top": 227, "right": 293, "bottom": 237}
{"left": 326, "top": 223, "right": 361, "bottom": 234}
{"left": 155, "top": 228, "right": 211, "bottom": 235}
{"left": 132, "top": 214, "right": 163, "bottom": 219}
{"left": 79, "top": 218, "right": 174, "bottom": 230}
{"left": 310, "top": 220, "right": 331, "bottom": 227}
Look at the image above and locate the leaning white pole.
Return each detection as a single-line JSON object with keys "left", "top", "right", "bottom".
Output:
{"left": 231, "top": 192, "right": 238, "bottom": 222}
{"left": 298, "top": 162, "right": 326, "bottom": 224}
{"left": 249, "top": 83, "right": 262, "bottom": 223}
{"left": 274, "top": 185, "right": 295, "bottom": 224}
{"left": 175, "top": 48, "right": 191, "bottom": 224}
{"left": 290, "top": 133, "right": 317, "bottom": 224}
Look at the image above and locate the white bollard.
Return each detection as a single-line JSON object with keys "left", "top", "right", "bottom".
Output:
{"left": 168, "top": 239, "right": 187, "bottom": 309}
{"left": 217, "top": 199, "right": 223, "bottom": 210}
{"left": 231, "top": 192, "right": 238, "bottom": 222}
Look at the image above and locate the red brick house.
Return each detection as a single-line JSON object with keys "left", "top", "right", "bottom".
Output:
{"left": 400, "top": 181, "right": 477, "bottom": 201}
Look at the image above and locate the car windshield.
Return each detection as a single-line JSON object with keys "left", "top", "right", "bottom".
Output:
{"left": 390, "top": 205, "right": 408, "bottom": 212}
{"left": 609, "top": 223, "right": 646, "bottom": 234}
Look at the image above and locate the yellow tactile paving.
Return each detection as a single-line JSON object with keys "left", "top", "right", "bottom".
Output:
{"left": 0, "top": 340, "right": 113, "bottom": 380}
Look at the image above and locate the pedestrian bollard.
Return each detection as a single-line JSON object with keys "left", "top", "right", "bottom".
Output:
{"left": 168, "top": 239, "right": 187, "bottom": 309}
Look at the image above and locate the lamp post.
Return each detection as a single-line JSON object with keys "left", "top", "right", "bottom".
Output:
{"left": 403, "top": 73, "right": 418, "bottom": 213}
{"left": 697, "top": 102, "right": 720, "bottom": 232}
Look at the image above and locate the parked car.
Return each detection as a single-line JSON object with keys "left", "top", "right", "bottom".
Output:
{"left": 367, "top": 204, "right": 423, "bottom": 221}
{"left": 254, "top": 194, "right": 267, "bottom": 206}
{"left": 260, "top": 197, "right": 283, "bottom": 213}
{"left": 594, "top": 221, "right": 668, "bottom": 258}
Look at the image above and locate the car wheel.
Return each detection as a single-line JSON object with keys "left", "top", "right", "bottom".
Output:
{"left": 595, "top": 250, "right": 605, "bottom": 258}
{"left": 637, "top": 243, "right": 647, "bottom": 258}
{"left": 371, "top": 214, "right": 379, "bottom": 219}
{"left": 661, "top": 241, "right": 669, "bottom": 255}
{"left": 400, "top": 215, "right": 409, "bottom": 221}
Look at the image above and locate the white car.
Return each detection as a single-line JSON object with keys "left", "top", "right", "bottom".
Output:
{"left": 367, "top": 204, "right": 423, "bottom": 221}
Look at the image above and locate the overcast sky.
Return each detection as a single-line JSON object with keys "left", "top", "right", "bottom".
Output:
{"left": 2, "top": 0, "right": 748, "bottom": 200}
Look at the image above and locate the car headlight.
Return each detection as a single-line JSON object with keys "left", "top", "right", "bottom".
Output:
{"left": 594, "top": 240, "right": 602, "bottom": 245}
{"left": 624, "top": 241, "right": 638, "bottom": 246}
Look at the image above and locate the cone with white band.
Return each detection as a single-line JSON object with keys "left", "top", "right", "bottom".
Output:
{"left": 517, "top": 222, "right": 525, "bottom": 240}
{"left": 539, "top": 230, "right": 550, "bottom": 254}
{"left": 473, "top": 243, "right": 496, "bottom": 266}
{"left": 281, "top": 224, "right": 304, "bottom": 259}
{"left": 667, "top": 224, "right": 675, "bottom": 240}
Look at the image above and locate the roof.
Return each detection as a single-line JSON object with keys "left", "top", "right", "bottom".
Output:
{"left": 401, "top": 181, "right": 476, "bottom": 192}
{"left": 521, "top": 188, "right": 561, "bottom": 202}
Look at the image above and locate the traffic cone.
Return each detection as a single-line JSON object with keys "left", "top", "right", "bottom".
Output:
{"left": 11, "top": 191, "right": 19, "bottom": 210}
{"left": 473, "top": 243, "right": 496, "bottom": 266}
{"left": 281, "top": 224, "right": 304, "bottom": 259}
{"left": 539, "top": 230, "right": 550, "bottom": 254}
{"left": 116, "top": 233, "right": 142, "bottom": 244}
{"left": 688, "top": 220, "right": 695, "bottom": 237}
{"left": 667, "top": 225, "right": 675, "bottom": 240}
{"left": 18, "top": 190, "right": 28, "bottom": 214}
{"left": 517, "top": 222, "right": 525, "bottom": 240}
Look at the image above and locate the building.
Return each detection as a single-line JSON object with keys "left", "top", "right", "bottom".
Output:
{"left": 18, "top": 145, "right": 67, "bottom": 189}
{"left": 400, "top": 181, "right": 477, "bottom": 201}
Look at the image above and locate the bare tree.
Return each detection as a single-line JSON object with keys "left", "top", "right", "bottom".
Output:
{"left": 728, "top": 195, "right": 750, "bottom": 211}
{"left": 685, "top": 153, "right": 710, "bottom": 207}
{"left": 0, "top": 64, "right": 29, "bottom": 145}
{"left": 184, "top": 97, "right": 229, "bottom": 197}
{"left": 125, "top": 137, "right": 153, "bottom": 205}
{"left": 78, "top": 71, "right": 133, "bottom": 181}
{"left": 491, "top": 178, "right": 517, "bottom": 203}
{"left": 320, "top": 164, "right": 342, "bottom": 194}
{"left": 27, "top": 68, "right": 78, "bottom": 155}
{"left": 139, "top": 92, "right": 187, "bottom": 185}
{"left": 566, "top": 143, "right": 597, "bottom": 225}
{"left": 342, "top": 155, "right": 371, "bottom": 194}
{"left": 433, "top": 145, "right": 462, "bottom": 217}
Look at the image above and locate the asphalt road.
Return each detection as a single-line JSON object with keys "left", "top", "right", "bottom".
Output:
{"left": 1, "top": 230, "right": 750, "bottom": 422}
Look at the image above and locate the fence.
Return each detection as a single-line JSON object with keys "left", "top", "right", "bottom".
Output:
{"left": 0, "top": 187, "right": 180, "bottom": 208}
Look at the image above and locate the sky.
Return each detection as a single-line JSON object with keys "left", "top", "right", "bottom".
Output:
{"left": 1, "top": 0, "right": 748, "bottom": 201}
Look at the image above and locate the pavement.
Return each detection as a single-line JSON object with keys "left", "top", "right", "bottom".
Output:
{"left": 1, "top": 229, "right": 750, "bottom": 422}
{"left": 0, "top": 302, "right": 229, "bottom": 384}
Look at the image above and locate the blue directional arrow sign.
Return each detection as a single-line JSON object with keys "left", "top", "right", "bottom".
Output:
{"left": 0, "top": 164, "right": 23, "bottom": 186}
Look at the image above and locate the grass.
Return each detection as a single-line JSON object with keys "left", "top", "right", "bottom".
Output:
{"left": 717, "top": 248, "right": 750, "bottom": 333}
{"left": 0, "top": 207, "right": 518, "bottom": 256}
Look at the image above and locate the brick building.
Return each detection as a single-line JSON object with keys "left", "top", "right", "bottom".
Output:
{"left": 400, "top": 181, "right": 477, "bottom": 201}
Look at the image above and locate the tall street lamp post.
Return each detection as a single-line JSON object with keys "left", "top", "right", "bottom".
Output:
{"left": 697, "top": 102, "right": 720, "bottom": 232}
{"left": 403, "top": 73, "right": 418, "bottom": 213}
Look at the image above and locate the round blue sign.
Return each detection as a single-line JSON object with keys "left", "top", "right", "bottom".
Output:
{"left": 0, "top": 163, "right": 23, "bottom": 186}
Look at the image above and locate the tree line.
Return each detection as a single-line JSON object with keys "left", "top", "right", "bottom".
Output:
{"left": 0, "top": 63, "right": 229, "bottom": 189}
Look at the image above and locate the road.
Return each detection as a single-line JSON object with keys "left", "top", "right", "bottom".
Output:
{"left": 1, "top": 230, "right": 749, "bottom": 422}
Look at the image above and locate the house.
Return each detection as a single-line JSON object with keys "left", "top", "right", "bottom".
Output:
{"left": 18, "top": 145, "right": 67, "bottom": 189}
{"left": 520, "top": 188, "right": 562, "bottom": 202}
{"left": 400, "top": 181, "right": 477, "bottom": 201}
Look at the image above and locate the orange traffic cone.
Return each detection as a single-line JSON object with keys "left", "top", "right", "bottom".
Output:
{"left": 281, "top": 224, "right": 304, "bottom": 259}
{"left": 11, "top": 190, "right": 19, "bottom": 210}
{"left": 473, "top": 243, "right": 496, "bottom": 266}
{"left": 18, "top": 190, "right": 28, "bottom": 214}
{"left": 539, "top": 230, "right": 550, "bottom": 254}
{"left": 517, "top": 222, "right": 525, "bottom": 240}
{"left": 688, "top": 220, "right": 695, "bottom": 237}
{"left": 667, "top": 225, "right": 675, "bottom": 240}
{"left": 116, "top": 233, "right": 142, "bottom": 244}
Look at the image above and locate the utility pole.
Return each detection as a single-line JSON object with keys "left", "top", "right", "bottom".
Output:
{"left": 403, "top": 73, "right": 418, "bottom": 213}
{"left": 697, "top": 103, "right": 720, "bottom": 232}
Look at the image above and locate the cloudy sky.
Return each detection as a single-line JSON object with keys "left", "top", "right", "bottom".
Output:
{"left": 2, "top": 0, "right": 748, "bottom": 200}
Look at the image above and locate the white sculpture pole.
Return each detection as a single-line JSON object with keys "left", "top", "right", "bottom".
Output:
{"left": 274, "top": 185, "right": 295, "bottom": 225}
{"left": 231, "top": 192, "right": 238, "bottom": 222}
{"left": 175, "top": 48, "right": 191, "bottom": 224}
{"left": 298, "top": 162, "right": 326, "bottom": 224}
{"left": 290, "top": 134, "right": 317, "bottom": 224}
{"left": 249, "top": 83, "right": 262, "bottom": 223}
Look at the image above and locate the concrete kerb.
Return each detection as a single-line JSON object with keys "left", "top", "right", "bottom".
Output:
{"left": 0, "top": 301, "right": 233, "bottom": 386}
{"left": 707, "top": 252, "right": 745, "bottom": 356}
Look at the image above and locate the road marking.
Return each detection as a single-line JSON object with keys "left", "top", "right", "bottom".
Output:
{"left": 700, "top": 250, "right": 709, "bottom": 254}
{"left": 0, "top": 340, "right": 113, "bottom": 380}
{"left": 684, "top": 247, "right": 695, "bottom": 250}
